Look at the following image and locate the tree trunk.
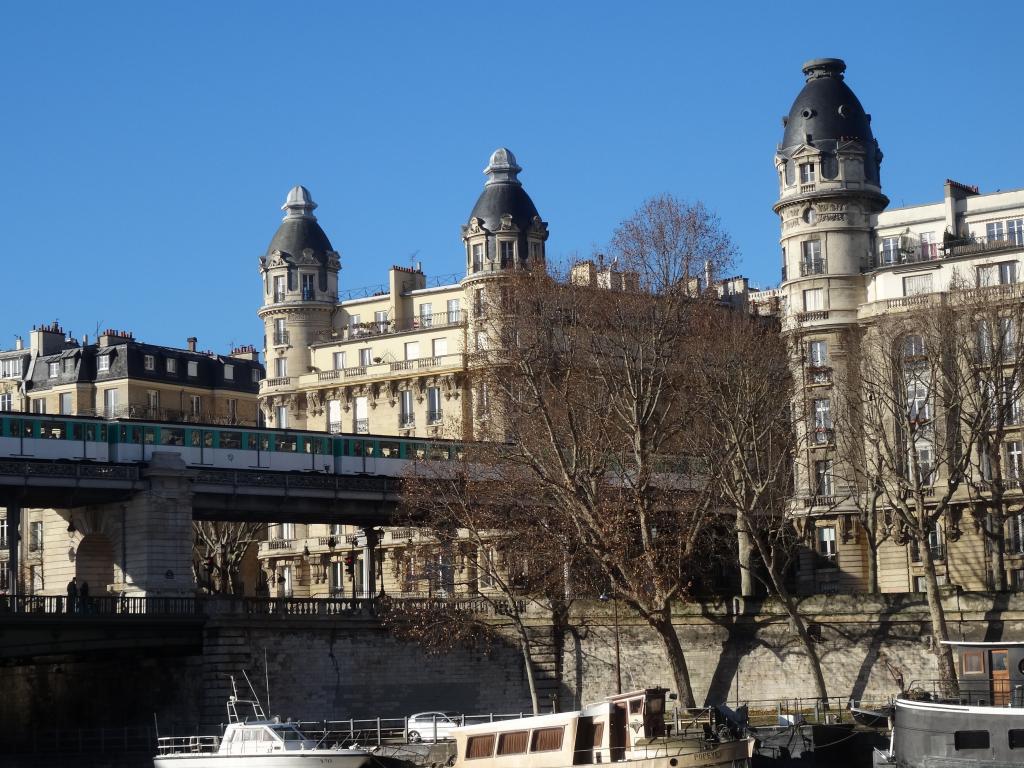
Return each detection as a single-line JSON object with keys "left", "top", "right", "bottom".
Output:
{"left": 920, "top": 541, "right": 959, "bottom": 697}
{"left": 514, "top": 621, "right": 541, "bottom": 715}
{"left": 866, "top": 542, "right": 879, "bottom": 594}
{"left": 747, "top": 523, "right": 829, "bottom": 702}
{"left": 736, "top": 513, "right": 755, "bottom": 597}
{"left": 989, "top": 511, "right": 1007, "bottom": 592}
{"left": 647, "top": 610, "right": 696, "bottom": 708}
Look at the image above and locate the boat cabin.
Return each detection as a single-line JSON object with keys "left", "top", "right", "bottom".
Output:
{"left": 946, "top": 640, "right": 1024, "bottom": 707}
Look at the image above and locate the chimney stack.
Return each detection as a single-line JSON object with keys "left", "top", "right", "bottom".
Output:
{"left": 187, "top": 337, "right": 198, "bottom": 352}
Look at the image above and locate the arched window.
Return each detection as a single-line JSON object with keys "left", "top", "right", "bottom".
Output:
{"left": 904, "top": 334, "right": 926, "bottom": 359}
{"left": 820, "top": 152, "right": 838, "bottom": 180}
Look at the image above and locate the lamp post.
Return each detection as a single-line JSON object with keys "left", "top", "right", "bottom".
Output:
{"left": 600, "top": 592, "right": 622, "bottom": 694}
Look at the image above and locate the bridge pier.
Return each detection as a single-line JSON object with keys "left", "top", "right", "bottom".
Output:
{"left": 5, "top": 504, "right": 20, "bottom": 597}
{"left": 361, "top": 526, "right": 379, "bottom": 597}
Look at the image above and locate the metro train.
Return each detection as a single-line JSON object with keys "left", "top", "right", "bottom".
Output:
{"left": 0, "top": 413, "right": 462, "bottom": 476}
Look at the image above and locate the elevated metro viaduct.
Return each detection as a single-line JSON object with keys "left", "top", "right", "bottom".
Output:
{"left": 0, "top": 451, "right": 402, "bottom": 598}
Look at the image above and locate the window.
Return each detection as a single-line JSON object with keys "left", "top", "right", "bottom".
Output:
{"left": 816, "top": 526, "right": 837, "bottom": 560}
{"left": 59, "top": 392, "right": 72, "bottom": 415}
{"left": 476, "top": 384, "right": 490, "bottom": 418}
{"left": 0, "top": 518, "right": 6, "bottom": 548}
{"left": 1006, "top": 441, "right": 1023, "bottom": 482}
{"left": 0, "top": 393, "right": 11, "bottom": 411}
{"left": 954, "top": 731, "right": 989, "bottom": 750}
{"left": 273, "top": 275, "right": 285, "bottom": 302}
{"left": 530, "top": 727, "right": 564, "bottom": 753}
{"left": 530, "top": 241, "right": 542, "bottom": 263}
{"left": 97, "top": 355, "right": 110, "bottom": 372}
{"left": 359, "top": 348, "right": 372, "bottom": 367}
{"left": 1008, "top": 513, "right": 1024, "bottom": 556}
{"left": 29, "top": 521, "right": 43, "bottom": 552}
{"left": 48, "top": 362, "right": 59, "bottom": 378}
{"left": 471, "top": 243, "right": 484, "bottom": 271}
{"left": 427, "top": 387, "right": 442, "bottom": 424}
{"left": 400, "top": 390, "right": 414, "bottom": 428}
{"left": 301, "top": 273, "right": 315, "bottom": 300}
{"left": 907, "top": 380, "right": 931, "bottom": 422}
{"left": 147, "top": 390, "right": 160, "bottom": 411}
{"left": 348, "top": 314, "right": 361, "bottom": 335}
{"left": 327, "top": 400, "right": 342, "bottom": 433}
{"left": 801, "top": 240, "right": 823, "bottom": 274}
{"left": 881, "top": 236, "right": 900, "bottom": 265}
{"left": 799, "top": 163, "right": 815, "bottom": 184}
{"left": 252, "top": 368, "right": 260, "bottom": 383}
{"left": 812, "top": 399, "right": 832, "bottom": 443}
{"left": 274, "top": 358, "right": 288, "bottom": 378}
{"left": 333, "top": 352, "right": 346, "bottom": 370}
{"left": 224, "top": 364, "right": 234, "bottom": 381}
{"left": 808, "top": 340, "right": 828, "bottom": 380}
{"left": 31, "top": 398, "right": 46, "bottom": 414}
{"left": 920, "top": 231, "right": 937, "bottom": 260}
{"left": 330, "top": 561, "right": 345, "bottom": 594}
{"left": 419, "top": 303, "right": 433, "bottom": 328}
{"left": 190, "top": 395, "right": 201, "bottom": 417}
{"left": 1009, "top": 219, "right": 1024, "bottom": 246}
{"left": 103, "top": 389, "right": 118, "bottom": 417}
{"left": 978, "top": 262, "right": 1018, "bottom": 287}
{"left": 144, "top": 354, "right": 155, "bottom": 371}
{"left": 803, "top": 288, "right": 824, "bottom": 312}
{"left": 374, "top": 311, "right": 388, "bottom": 333}
{"left": 280, "top": 565, "right": 293, "bottom": 597}
{"left": 915, "top": 443, "right": 936, "bottom": 487}
{"left": 276, "top": 405, "right": 288, "bottom": 429}
{"left": 447, "top": 298, "right": 460, "bottom": 323}
{"left": 987, "top": 221, "right": 1006, "bottom": 242}
{"left": 0, "top": 358, "right": 22, "bottom": 378}
{"left": 405, "top": 341, "right": 420, "bottom": 361}
{"left": 961, "top": 649, "right": 985, "bottom": 674}
{"left": 496, "top": 732, "right": 528, "bottom": 756}
{"left": 166, "top": 358, "right": 177, "bottom": 374}
{"left": 815, "top": 460, "right": 833, "bottom": 496}
{"left": 904, "top": 334, "right": 926, "bottom": 358}
{"left": 499, "top": 239, "right": 515, "bottom": 268}
{"left": 475, "top": 331, "right": 488, "bottom": 352}
{"left": 354, "top": 396, "right": 368, "bottom": 433}
{"left": 432, "top": 338, "right": 447, "bottom": 358}
{"left": 473, "top": 288, "right": 484, "bottom": 317}
{"left": 466, "top": 735, "right": 495, "bottom": 759}
{"left": 903, "top": 274, "right": 933, "bottom": 296}
{"left": 186, "top": 360, "right": 197, "bottom": 377}
{"left": 1009, "top": 729, "right": 1024, "bottom": 749}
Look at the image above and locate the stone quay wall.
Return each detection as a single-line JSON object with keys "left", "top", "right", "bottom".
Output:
{"left": 2, "top": 591, "right": 1023, "bottom": 740}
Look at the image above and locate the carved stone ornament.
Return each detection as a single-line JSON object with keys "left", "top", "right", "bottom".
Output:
{"left": 530, "top": 215, "right": 548, "bottom": 235}
{"left": 467, "top": 217, "right": 483, "bottom": 234}
{"left": 326, "top": 252, "right": 341, "bottom": 270}
{"left": 287, "top": 394, "right": 301, "bottom": 416}
{"left": 295, "top": 247, "right": 320, "bottom": 266}
{"left": 266, "top": 249, "right": 290, "bottom": 269}
{"left": 306, "top": 390, "right": 323, "bottom": 417}
{"left": 499, "top": 214, "right": 515, "bottom": 231}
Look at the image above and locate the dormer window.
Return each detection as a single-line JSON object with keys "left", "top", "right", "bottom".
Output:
{"left": 273, "top": 276, "right": 285, "bottom": 303}
{"left": 98, "top": 355, "right": 110, "bottom": 373}
{"left": 799, "top": 163, "right": 815, "bottom": 184}
{"left": 167, "top": 358, "right": 177, "bottom": 374}
{"left": 144, "top": 354, "right": 155, "bottom": 371}
{"left": 530, "top": 241, "right": 542, "bottom": 263}
{"left": 472, "top": 243, "right": 484, "bottom": 271}
{"left": 48, "top": 362, "right": 59, "bottom": 378}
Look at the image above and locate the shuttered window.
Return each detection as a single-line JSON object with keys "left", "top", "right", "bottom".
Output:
{"left": 466, "top": 735, "right": 495, "bottom": 759}
{"left": 591, "top": 722, "right": 605, "bottom": 747}
{"left": 496, "top": 731, "right": 528, "bottom": 755}
{"left": 530, "top": 727, "right": 564, "bottom": 753}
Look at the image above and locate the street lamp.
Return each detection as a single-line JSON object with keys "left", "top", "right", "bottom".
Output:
{"left": 599, "top": 592, "right": 622, "bottom": 694}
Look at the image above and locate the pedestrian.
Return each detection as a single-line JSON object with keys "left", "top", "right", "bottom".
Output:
{"left": 79, "top": 579, "right": 90, "bottom": 613}
{"left": 66, "top": 577, "right": 78, "bottom": 613}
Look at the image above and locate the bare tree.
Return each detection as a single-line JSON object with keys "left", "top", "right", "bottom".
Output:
{"left": 689, "top": 309, "right": 831, "bottom": 703}
{"left": 192, "top": 521, "right": 266, "bottom": 595}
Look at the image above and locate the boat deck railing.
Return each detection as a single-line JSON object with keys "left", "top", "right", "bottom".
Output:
{"left": 156, "top": 735, "right": 220, "bottom": 755}
{"left": 901, "top": 678, "right": 1024, "bottom": 708}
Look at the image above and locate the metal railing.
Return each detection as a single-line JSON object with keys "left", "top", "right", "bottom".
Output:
{"left": 340, "top": 311, "right": 466, "bottom": 342}
{"left": 903, "top": 678, "right": 1024, "bottom": 707}
{"left": 273, "top": 331, "right": 290, "bottom": 345}
{"left": 0, "top": 594, "right": 199, "bottom": 615}
{"left": 800, "top": 259, "right": 826, "bottom": 276}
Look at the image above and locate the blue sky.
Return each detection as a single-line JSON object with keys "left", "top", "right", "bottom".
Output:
{"left": 2, "top": 2, "right": 1022, "bottom": 355}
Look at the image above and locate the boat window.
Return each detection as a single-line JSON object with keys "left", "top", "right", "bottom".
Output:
{"left": 496, "top": 731, "right": 528, "bottom": 755}
{"left": 646, "top": 697, "right": 664, "bottom": 715}
{"left": 591, "top": 722, "right": 605, "bottom": 747}
{"left": 466, "top": 734, "right": 495, "bottom": 759}
{"left": 629, "top": 699, "right": 643, "bottom": 714}
{"left": 530, "top": 727, "right": 565, "bottom": 752}
{"left": 271, "top": 727, "right": 304, "bottom": 741}
{"left": 1009, "top": 729, "right": 1024, "bottom": 748}
{"left": 954, "top": 730, "right": 990, "bottom": 750}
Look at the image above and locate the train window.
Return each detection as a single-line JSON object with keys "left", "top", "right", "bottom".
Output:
{"left": 380, "top": 441, "right": 401, "bottom": 458}
{"left": 455, "top": 446, "right": 465, "bottom": 460}
{"left": 22, "top": 420, "right": 35, "bottom": 438}
{"left": 204, "top": 431, "right": 214, "bottom": 448}
{"left": 245, "top": 434, "right": 258, "bottom": 450}
{"left": 260, "top": 435, "right": 271, "bottom": 451}
{"left": 40, "top": 422, "right": 65, "bottom": 439}
{"left": 120, "top": 426, "right": 141, "bottom": 444}
{"left": 274, "top": 435, "right": 297, "bottom": 452}
{"left": 160, "top": 428, "right": 185, "bottom": 446}
{"left": 70, "top": 423, "right": 83, "bottom": 440}
{"left": 364, "top": 441, "right": 376, "bottom": 457}
{"left": 428, "top": 445, "right": 449, "bottom": 460}
{"left": 189, "top": 430, "right": 201, "bottom": 447}
{"left": 98, "top": 425, "right": 107, "bottom": 441}
{"left": 86, "top": 425, "right": 96, "bottom": 441}
{"left": 143, "top": 427, "right": 157, "bottom": 445}
{"left": 352, "top": 440, "right": 363, "bottom": 457}
{"left": 221, "top": 431, "right": 241, "bottom": 449}
{"left": 9, "top": 420, "right": 19, "bottom": 437}
{"left": 412, "top": 443, "right": 426, "bottom": 460}
{"left": 304, "top": 437, "right": 327, "bottom": 454}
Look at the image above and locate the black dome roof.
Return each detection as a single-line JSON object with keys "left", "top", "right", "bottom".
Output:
{"left": 781, "top": 59, "right": 881, "bottom": 184}
{"left": 468, "top": 148, "right": 541, "bottom": 231}
{"left": 265, "top": 186, "right": 334, "bottom": 262}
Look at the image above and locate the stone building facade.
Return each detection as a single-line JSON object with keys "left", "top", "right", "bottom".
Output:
{"left": 0, "top": 325, "right": 263, "bottom": 596}
{"left": 767, "top": 58, "right": 1024, "bottom": 595}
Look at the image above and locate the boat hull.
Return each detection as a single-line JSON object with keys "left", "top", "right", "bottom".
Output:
{"left": 892, "top": 698, "right": 1024, "bottom": 768}
{"left": 153, "top": 751, "right": 372, "bottom": 768}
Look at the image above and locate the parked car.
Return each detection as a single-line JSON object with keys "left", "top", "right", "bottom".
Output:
{"left": 407, "top": 711, "right": 462, "bottom": 743}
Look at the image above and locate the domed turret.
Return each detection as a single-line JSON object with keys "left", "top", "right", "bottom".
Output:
{"left": 265, "top": 186, "right": 335, "bottom": 265}
{"left": 462, "top": 148, "right": 548, "bottom": 277}
{"left": 779, "top": 58, "right": 882, "bottom": 185}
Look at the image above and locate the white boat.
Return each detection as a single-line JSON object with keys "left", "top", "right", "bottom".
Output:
{"left": 451, "top": 687, "right": 754, "bottom": 768}
{"left": 154, "top": 677, "right": 373, "bottom": 768}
